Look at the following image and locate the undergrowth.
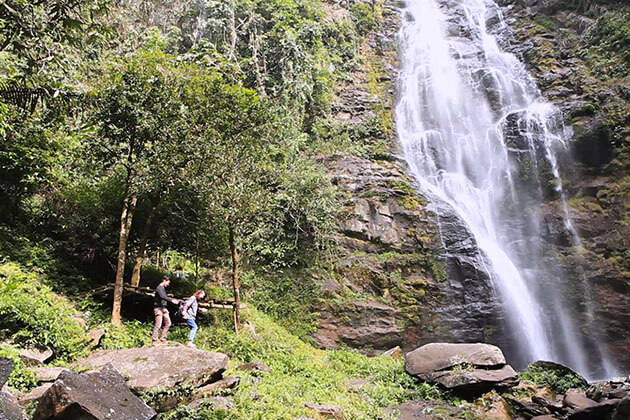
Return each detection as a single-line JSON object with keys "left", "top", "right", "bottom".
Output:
{"left": 164, "top": 308, "right": 444, "bottom": 419}
{"left": 519, "top": 363, "right": 588, "bottom": 394}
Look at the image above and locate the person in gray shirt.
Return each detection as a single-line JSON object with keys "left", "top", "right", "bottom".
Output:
{"left": 181, "top": 289, "right": 206, "bottom": 347}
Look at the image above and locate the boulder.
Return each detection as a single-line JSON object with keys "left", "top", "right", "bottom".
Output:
{"left": 75, "top": 345, "right": 228, "bottom": 392}
{"left": 32, "top": 365, "right": 156, "bottom": 420}
{"left": 0, "top": 357, "right": 13, "bottom": 387}
{"left": 568, "top": 399, "right": 621, "bottom": 420}
{"left": 405, "top": 343, "right": 507, "bottom": 374}
{"left": 19, "top": 348, "right": 53, "bottom": 365}
{"left": 405, "top": 343, "right": 517, "bottom": 396}
{"left": 1, "top": 387, "right": 27, "bottom": 420}
{"left": 613, "top": 396, "right": 630, "bottom": 420}
{"left": 563, "top": 389, "right": 598, "bottom": 410}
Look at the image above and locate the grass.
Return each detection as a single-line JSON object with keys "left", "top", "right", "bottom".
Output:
{"left": 162, "top": 308, "right": 445, "bottom": 419}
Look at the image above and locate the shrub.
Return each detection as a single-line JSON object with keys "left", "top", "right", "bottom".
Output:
{"left": 520, "top": 362, "right": 588, "bottom": 394}
{"left": 0, "top": 345, "right": 38, "bottom": 391}
{"left": 0, "top": 262, "right": 87, "bottom": 360}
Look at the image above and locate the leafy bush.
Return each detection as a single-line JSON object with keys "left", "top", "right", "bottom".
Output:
{"left": 243, "top": 269, "right": 320, "bottom": 338}
{"left": 585, "top": 11, "right": 630, "bottom": 76}
{"left": 0, "top": 345, "right": 38, "bottom": 391}
{"left": 519, "top": 362, "right": 588, "bottom": 394}
{"left": 0, "top": 262, "right": 87, "bottom": 360}
{"left": 350, "top": 3, "right": 378, "bottom": 35}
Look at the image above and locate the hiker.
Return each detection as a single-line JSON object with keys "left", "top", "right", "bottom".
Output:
{"left": 181, "top": 289, "right": 207, "bottom": 348}
{"left": 152, "top": 276, "right": 179, "bottom": 345}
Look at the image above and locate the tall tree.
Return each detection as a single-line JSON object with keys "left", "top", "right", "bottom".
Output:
{"left": 94, "top": 51, "right": 192, "bottom": 324}
{"left": 188, "top": 77, "right": 275, "bottom": 333}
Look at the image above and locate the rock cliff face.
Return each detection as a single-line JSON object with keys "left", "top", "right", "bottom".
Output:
{"left": 316, "top": 0, "right": 630, "bottom": 375}
{"left": 497, "top": 0, "right": 630, "bottom": 373}
{"left": 314, "top": 0, "right": 508, "bottom": 356}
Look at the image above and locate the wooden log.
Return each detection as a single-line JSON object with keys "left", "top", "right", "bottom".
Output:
{"left": 77, "top": 283, "right": 244, "bottom": 309}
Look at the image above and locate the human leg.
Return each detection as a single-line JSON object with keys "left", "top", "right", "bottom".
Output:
{"left": 152, "top": 307, "right": 163, "bottom": 342}
{"left": 160, "top": 309, "right": 171, "bottom": 341}
{"left": 186, "top": 318, "right": 198, "bottom": 344}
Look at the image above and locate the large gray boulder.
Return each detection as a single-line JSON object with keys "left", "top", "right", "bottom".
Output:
{"left": 75, "top": 345, "right": 228, "bottom": 392}
{"left": 405, "top": 343, "right": 518, "bottom": 396}
{"left": 33, "top": 365, "right": 155, "bottom": 420}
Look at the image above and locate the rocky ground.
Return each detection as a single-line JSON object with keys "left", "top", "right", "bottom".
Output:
{"left": 3, "top": 341, "right": 629, "bottom": 420}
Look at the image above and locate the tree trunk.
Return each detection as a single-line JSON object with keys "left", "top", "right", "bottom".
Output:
{"left": 130, "top": 199, "right": 159, "bottom": 287}
{"left": 228, "top": 225, "right": 241, "bottom": 334}
{"left": 228, "top": 0, "right": 237, "bottom": 63}
{"left": 111, "top": 193, "right": 137, "bottom": 325}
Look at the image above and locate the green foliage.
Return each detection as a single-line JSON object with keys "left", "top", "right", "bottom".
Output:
{"left": 244, "top": 269, "right": 320, "bottom": 337}
{"left": 350, "top": 2, "right": 378, "bottom": 35}
{"left": 0, "top": 262, "right": 87, "bottom": 360}
{"left": 585, "top": 11, "right": 630, "bottom": 77}
{"left": 520, "top": 363, "right": 588, "bottom": 394}
{"left": 0, "top": 0, "right": 111, "bottom": 81}
{"left": 0, "top": 227, "right": 91, "bottom": 293}
{"left": 159, "top": 399, "right": 235, "bottom": 420}
{"left": 100, "top": 321, "right": 152, "bottom": 349}
{"left": 0, "top": 345, "right": 38, "bottom": 391}
{"left": 161, "top": 308, "right": 446, "bottom": 419}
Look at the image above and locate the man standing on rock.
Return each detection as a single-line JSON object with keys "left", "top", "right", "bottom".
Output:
{"left": 152, "top": 276, "right": 178, "bottom": 346}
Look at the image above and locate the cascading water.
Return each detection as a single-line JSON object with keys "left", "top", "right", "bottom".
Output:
{"left": 395, "top": 0, "right": 616, "bottom": 378}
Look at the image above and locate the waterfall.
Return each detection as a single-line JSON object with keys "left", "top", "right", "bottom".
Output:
{"left": 395, "top": 0, "right": 615, "bottom": 378}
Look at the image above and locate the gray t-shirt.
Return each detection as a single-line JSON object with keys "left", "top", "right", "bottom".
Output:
{"left": 182, "top": 296, "right": 198, "bottom": 320}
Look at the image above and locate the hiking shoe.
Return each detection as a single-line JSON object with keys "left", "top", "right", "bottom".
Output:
{"left": 151, "top": 340, "right": 159, "bottom": 347}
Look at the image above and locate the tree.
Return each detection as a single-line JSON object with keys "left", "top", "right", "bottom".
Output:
{"left": 0, "top": 0, "right": 110, "bottom": 79}
{"left": 187, "top": 77, "right": 276, "bottom": 333}
{"left": 93, "top": 51, "right": 193, "bottom": 324}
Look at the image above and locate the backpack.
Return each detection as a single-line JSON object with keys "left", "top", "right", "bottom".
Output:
{"left": 175, "top": 299, "right": 188, "bottom": 320}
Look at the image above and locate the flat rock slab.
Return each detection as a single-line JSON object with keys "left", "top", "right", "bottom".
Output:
{"left": 423, "top": 364, "right": 518, "bottom": 393}
{"left": 19, "top": 348, "right": 53, "bottom": 365}
{"left": 76, "top": 345, "right": 228, "bottom": 392}
{"left": 564, "top": 389, "right": 598, "bottom": 410}
{"left": 33, "top": 367, "right": 69, "bottom": 383}
{"left": 405, "top": 343, "right": 506, "bottom": 375}
{"left": 19, "top": 383, "right": 53, "bottom": 405}
{"left": 0, "top": 357, "right": 13, "bottom": 388}
{"left": 32, "top": 365, "right": 156, "bottom": 420}
{"left": 405, "top": 343, "right": 517, "bottom": 396}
